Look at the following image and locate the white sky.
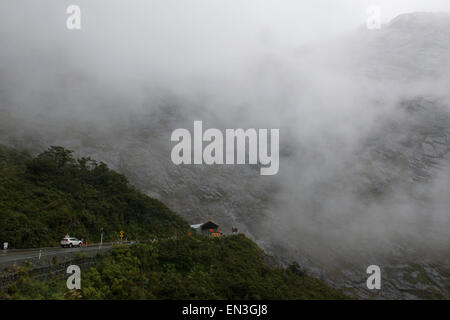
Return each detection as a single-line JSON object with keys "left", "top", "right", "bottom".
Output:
{"left": 84, "top": 0, "right": 450, "bottom": 47}
{"left": 2, "top": 0, "right": 450, "bottom": 80}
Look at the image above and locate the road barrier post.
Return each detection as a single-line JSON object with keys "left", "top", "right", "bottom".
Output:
{"left": 99, "top": 227, "right": 104, "bottom": 250}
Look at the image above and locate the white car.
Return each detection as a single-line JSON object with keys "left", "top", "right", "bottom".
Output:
{"left": 60, "top": 236, "right": 83, "bottom": 248}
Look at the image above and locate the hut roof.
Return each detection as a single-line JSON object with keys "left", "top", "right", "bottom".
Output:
{"left": 201, "top": 221, "right": 219, "bottom": 230}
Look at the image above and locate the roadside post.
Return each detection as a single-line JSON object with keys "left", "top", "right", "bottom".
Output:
{"left": 99, "top": 227, "right": 103, "bottom": 250}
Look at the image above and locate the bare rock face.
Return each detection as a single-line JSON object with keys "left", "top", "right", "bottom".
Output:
{"left": 356, "top": 12, "right": 450, "bottom": 81}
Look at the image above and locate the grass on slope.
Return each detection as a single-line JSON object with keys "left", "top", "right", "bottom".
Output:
{"left": 2, "top": 235, "right": 347, "bottom": 300}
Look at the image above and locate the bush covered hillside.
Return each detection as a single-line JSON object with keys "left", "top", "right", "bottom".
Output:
{"left": 2, "top": 235, "right": 347, "bottom": 300}
{"left": 0, "top": 145, "right": 189, "bottom": 248}
{"left": 0, "top": 145, "right": 347, "bottom": 300}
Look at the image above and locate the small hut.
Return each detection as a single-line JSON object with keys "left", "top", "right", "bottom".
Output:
{"left": 190, "top": 220, "right": 221, "bottom": 237}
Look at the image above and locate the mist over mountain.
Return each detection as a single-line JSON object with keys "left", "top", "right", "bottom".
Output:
{"left": 0, "top": 2, "right": 449, "bottom": 298}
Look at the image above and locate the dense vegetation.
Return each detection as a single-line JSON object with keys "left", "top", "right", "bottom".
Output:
{"left": 2, "top": 235, "right": 347, "bottom": 300}
{"left": 0, "top": 145, "right": 347, "bottom": 300}
{"left": 0, "top": 145, "right": 189, "bottom": 248}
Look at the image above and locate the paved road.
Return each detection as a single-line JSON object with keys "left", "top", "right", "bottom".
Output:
{"left": 0, "top": 242, "right": 133, "bottom": 265}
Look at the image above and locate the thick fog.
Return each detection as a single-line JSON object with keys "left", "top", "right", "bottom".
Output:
{"left": 1, "top": 0, "right": 450, "bottom": 276}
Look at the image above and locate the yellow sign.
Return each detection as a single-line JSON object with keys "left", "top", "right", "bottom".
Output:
{"left": 120, "top": 230, "right": 124, "bottom": 238}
